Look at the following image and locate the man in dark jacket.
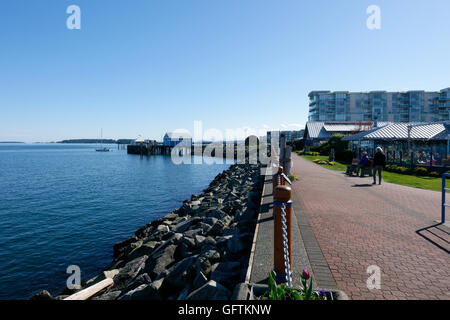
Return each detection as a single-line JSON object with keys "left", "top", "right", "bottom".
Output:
{"left": 373, "top": 147, "right": 386, "bottom": 185}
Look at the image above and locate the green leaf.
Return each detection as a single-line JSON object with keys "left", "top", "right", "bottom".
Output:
{"left": 305, "top": 277, "right": 313, "bottom": 300}
{"left": 289, "top": 288, "right": 303, "bottom": 300}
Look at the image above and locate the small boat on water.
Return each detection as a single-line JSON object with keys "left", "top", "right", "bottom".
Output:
{"left": 96, "top": 129, "right": 110, "bottom": 152}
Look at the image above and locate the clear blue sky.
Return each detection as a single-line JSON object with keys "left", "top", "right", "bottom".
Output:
{"left": 0, "top": 0, "right": 449, "bottom": 142}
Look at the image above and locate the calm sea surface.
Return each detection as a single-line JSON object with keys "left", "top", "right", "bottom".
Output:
{"left": 0, "top": 144, "right": 230, "bottom": 300}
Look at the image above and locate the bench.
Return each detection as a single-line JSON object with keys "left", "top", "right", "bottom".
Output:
{"left": 346, "top": 159, "right": 373, "bottom": 177}
{"left": 345, "top": 159, "right": 359, "bottom": 175}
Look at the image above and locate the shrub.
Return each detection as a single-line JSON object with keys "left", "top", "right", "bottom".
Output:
{"left": 429, "top": 171, "right": 441, "bottom": 178}
{"left": 335, "top": 149, "right": 354, "bottom": 164}
{"left": 385, "top": 165, "right": 442, "bottom": 178}
{"left": 413, "top": 167, "right": 429, "bottom": 176}
{"left": 311, "top": 134, "right": 350, "bottom": 157}
{"left": 393, "top": 165, "right": 404, "bottom": 174}
{"left": 385, "top": 165, "right": 412, "bottom": 175}
{"left": 399, "top": 167, "right": 412, "bottom": 174}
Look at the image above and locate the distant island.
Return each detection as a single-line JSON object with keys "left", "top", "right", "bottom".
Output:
{"left": 58, "top": 139, "right": 134, "bottom": 144}
{"left": 0, "top": 141, "right": 24, "bottom": 144}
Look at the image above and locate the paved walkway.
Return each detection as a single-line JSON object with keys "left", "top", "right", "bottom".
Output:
{"left": 249, "top": 169, "right": 317, "bottom": 289}
{"left": 291, "top": 155, "right": 450, "bottom": 300}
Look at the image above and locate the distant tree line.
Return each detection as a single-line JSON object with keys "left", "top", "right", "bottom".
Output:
{"left": 58, "top": 139, "right": 134, "bottom": 144}
{"left": 0, "top": 141, "right": 25, "bottom": 144}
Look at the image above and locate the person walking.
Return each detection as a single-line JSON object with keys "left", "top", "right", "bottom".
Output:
{"left": 373, "top": 147, "right": 386, "bottom": 185}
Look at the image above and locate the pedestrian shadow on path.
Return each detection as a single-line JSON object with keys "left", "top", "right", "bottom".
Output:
{"left": 351, "top": 184, "right": 374, "bottom": 188}
{"left": 416, "top": 223, "right": 450, "bottom": 254}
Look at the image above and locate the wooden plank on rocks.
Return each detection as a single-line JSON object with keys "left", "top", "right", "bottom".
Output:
{"left": 63, "top": 278, "right": 114, "bottom": 301}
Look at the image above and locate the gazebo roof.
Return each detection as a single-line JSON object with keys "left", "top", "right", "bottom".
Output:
{"left": 343, "top": 123, "right": 450, "bottom": 141}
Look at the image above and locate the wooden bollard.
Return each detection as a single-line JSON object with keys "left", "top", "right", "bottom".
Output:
{"left": 273, "top": 185, "right": 292, "bottom": 281}
{"left": 273, "top": 166, "right": 285, "bottom": 190}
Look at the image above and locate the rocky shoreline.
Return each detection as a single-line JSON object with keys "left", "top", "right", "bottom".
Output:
{"left": 33, "top": 163, "right": 264, "bottom": 300}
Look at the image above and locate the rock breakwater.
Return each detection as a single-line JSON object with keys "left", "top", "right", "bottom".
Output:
{"left": 36, "top": 164, "right": 263, "bottom": 300}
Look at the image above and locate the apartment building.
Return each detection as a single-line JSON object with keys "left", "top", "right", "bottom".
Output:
{"left": 308, "top": 88, "right": 450, "bottom": 122}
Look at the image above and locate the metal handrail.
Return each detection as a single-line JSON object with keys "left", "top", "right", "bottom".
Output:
{"left": 441, "top": 173, "right": 449, "bottom": 224}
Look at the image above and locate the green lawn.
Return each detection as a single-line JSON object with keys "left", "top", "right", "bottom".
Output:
{"left": 300, "top": 154, "right": 443, "bottom": 192}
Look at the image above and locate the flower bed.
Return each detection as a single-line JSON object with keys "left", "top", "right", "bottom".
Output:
{"left": 233, "top": 270, "right": 349, "bottom": 301}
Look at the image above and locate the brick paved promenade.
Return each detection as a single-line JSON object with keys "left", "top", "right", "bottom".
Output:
{"left": 291, "top": 155, "right": 450, "bottom": 300}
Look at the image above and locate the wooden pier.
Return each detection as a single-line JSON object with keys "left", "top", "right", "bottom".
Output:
{"left": 127, "top": 142, "right": 269, "bottom": 162}
{"left": 127, "top": 144, "right": 177, "bottom": 155}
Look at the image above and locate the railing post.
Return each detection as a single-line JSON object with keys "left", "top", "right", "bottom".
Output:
{"left": 273, "top": 185, "right": 292, "bottom": 283}
{"left": 273, "top": 166, "right": 285, "bottom": 190}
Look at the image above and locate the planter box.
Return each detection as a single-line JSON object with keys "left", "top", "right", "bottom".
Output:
{"left": 232, "top": 283, "right": 349, "bottom": 301}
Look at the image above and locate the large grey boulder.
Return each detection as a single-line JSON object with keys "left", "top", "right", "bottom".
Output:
{"left": 113, "top": 236, "right": 138, "bottom": 259}
{"left": 210, "top": 262, "right": 241, "bottom": 285}
{"left": 164, "top": 256, "right": 197, "bottom": 290}
{"left": 175, "top": 241, "right": 193, "bottom": 260}
{"left": 144, "top": 244, "right": 177, "bottom": 279}
{"left": 208, "top": 220, "right": 226, "bottom": 236}
{"left": 175, "top": 217, "right": 201, "bottom": 233}
{"left": 113, "top": 255, "right": 148, "bottom": 290}
{"left": 119, "top": 281, "right": 162, "bottom": 301}
{"left": 124, "top": 273, "right": 152, "bottom": 292}
{"left": 203, "top": 236, "right": 216, "bottom": 247}
{"left": 201, "top": 249, "right": 221, "bottom": 265}
{"left": 194, "top": 235, "right": 206, "bottom": 246}
{"left": 183, "top": 228, "right": 203, "bottom": 238}
{"left": 203, "top": 217, "right": 218, "bottom": 227}
{"left": 125, "top": 240, "right": 159, "bottom": 261}
{"left": 195, "top": 256, "right": 212, "bottom": 277}
{"left": 186, "top": 280, "right": 231, "bottom": 300}
{"left": 92, "top": 290, "right": 122, "bottom": 300}
{"left": 123, "top": 240, "right": 143, "bottom": 258}
{"left": 216, "top": 232, "right": 249, "bottom": 255}
{"left": 30, "top": 290, "right": 54, "bottom": 300}
{"left": 134, "top": 224, "right": 154, "bottom": 239}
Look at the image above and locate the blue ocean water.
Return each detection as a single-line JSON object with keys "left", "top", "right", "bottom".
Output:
{"left": 0, "top": 144, "right": 230, "bottom": 300}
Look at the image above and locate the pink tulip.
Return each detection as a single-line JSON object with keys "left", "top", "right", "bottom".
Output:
{"left": 302, "top": 269, "right": 310, "bottom": 280}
